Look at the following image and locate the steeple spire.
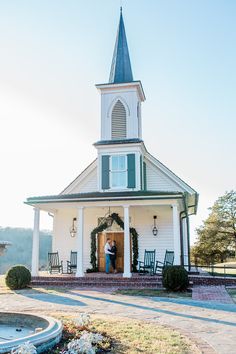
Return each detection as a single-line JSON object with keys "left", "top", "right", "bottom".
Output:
{"left": 109, "top": 8, "right": 133, "bottom": 84}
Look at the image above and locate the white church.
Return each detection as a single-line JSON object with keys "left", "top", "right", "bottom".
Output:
{"left": 26, "top": 9, "right": 198, "bottom": 278}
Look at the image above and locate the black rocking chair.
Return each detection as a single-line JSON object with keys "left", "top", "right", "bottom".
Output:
{"left": 67, "top": 251, "right": 77, "bottom": 274}
{"left": 48, "top": 252, "right": 63, "bottom": 274}
{"left": 155, "top": 250, "right": 174, "bottom": 274}
{"left": 138, "top": 250, "right": 156, "bottom": 275}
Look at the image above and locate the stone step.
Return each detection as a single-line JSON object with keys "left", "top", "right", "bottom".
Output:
{"left": 31, "top": 277, "right": 161, "bottom": 283}
{"left": 31, "top": 281, "right": 162, "bottom": 288}
{"left": 31, "top": 278, "right": 162, "bottom": 288}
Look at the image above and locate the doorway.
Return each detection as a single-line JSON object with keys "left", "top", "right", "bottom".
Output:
{"left": 98, "top": 232, "right": 124, "bottom": 272}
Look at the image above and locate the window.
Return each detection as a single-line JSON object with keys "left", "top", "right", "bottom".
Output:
{"left": 110, "top": 155, "right": 127, "bottom": 188}
{"left": 111, "top": 100, "right": 127, "bottom": 139}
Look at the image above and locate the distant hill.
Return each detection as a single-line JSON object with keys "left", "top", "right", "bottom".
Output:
{"left": 0, "top": 227, "right": 52, "bottom": 274}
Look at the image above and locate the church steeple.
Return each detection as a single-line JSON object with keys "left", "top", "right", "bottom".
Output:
{"left": 109, "top": 7, "right": 133, "bottom": 84}
{"left": 96, "top": 7, "right": 145, "bottom": 145}
{"left": 95, "top": 7, "right": 146, "bottom": 192}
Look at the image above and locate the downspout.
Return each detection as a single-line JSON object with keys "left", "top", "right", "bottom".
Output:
{"left": 179, "top": 210, "right": 185, "bottom": 266}
{"left": 183, "top": 193, "right": 191, "bottom": 271}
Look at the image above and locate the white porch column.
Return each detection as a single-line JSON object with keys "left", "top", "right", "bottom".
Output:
{"left": 31, "top": 208, "right": 40, "bottom": 276}
{"left": 172, "top": 204, "right": 181, "bottom": 265}
{"left": 123, "top": 205, "right": 132, "bottom": 278}
{"left": 76, "top": 207, "right": 84, "bottom": 277}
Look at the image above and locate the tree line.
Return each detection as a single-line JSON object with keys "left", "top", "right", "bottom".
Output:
{"left": 0, "top": 227, "right": 52, "bottom": 274}
{"left": 191, "top": 190, "right": 236, "bottom": 265}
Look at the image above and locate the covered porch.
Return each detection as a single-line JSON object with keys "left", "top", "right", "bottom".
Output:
{"left": 27, "top": 192, "right": 191, "bottom": 278}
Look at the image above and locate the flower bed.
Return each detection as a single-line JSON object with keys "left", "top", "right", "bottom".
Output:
{"left": 11, "top": 314, "right": 112, "bottom": 354}
{"left": 43, "top": 315, "right": 112, "bottom": 354}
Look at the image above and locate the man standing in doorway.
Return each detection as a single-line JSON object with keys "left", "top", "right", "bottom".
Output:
{"left": 104, "top": 238, "right": 114, "bottom": 274}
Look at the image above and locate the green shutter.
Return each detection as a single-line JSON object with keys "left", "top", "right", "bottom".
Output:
{"left": 101, "top": 155, "right": 110, "bottom": 189}
{"left": 127, "top": 154, "right": 136, "bottom": 188}
{"left": 143, "top": 161, "right": 147, "bottom": 190}
{"left": 140, "top": 155, "right": 143, "bottom": 190}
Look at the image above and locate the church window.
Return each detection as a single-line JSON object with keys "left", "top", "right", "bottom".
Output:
{"left": 110, "top": 155, "right": 127, "bottom": 188}
{"left": 111, "top": 100, "right": 127, "bottom": 139}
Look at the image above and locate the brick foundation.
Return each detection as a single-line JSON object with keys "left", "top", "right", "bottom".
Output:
{"left": 189, "top": 275, "right": 236, "bottom": 286}
{"left": 31, "top": 274, "right": 236, "bottom": 288}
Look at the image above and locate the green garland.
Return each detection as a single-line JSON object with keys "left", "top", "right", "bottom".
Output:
{"left": 89, "top": 212, "right": 139, "bottom": 272}
{"left": 89, "top": 222, "right": 108, "bottom": 271}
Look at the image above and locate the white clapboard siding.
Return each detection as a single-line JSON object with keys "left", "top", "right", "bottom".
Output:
{"left": 62, "top": 168, "right": 98, "bottom": 194}
{"left": 111, "top": 100, "right": 127, "bottom": 139}
{"left": 132, "top": 206, "right": 174, "bottom": 263}
{"left": 75, "top": 169, "right": 97, "bottom": 193}
{"left": 145, "top": 158, "right": 185, "bottom": 192}
{"left": 53, "top": 206, "right": 174, "bottom": 272}
{"left": 53, "top": 209, "right": 78, "bottom": 267}
{"left": 53, "top": 208, "right": 98, "bottom": 271}
{"left": 53, "top": 207, "right": 124, "bottom": 272}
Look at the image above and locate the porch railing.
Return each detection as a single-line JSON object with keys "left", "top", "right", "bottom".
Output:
{"left": 186, "top": 263, "right": 236, "bottom": 278}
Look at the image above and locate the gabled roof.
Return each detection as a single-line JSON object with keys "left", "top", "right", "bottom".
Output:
{"left": 60, "top": 159, "right": 97, "bottom": 195}
{"left": 109, "top": 7, "right": 133, "bottom": 84}
{"left": 144, "top": 149, "right": 198, "bottom": 214}
{"left": 145, "top": 150, "right": 197, "bottom": 195}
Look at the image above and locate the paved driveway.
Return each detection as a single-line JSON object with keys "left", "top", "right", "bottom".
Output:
{"left": 0, "top": 288, "right": 236, "bottom": 354}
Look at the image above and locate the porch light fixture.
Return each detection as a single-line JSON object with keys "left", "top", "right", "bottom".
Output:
{"left": 106, "top": 214, "right": 113, "bottom": 228}
{"left": 152, "top": 215, "right": 158, "bottom": 236}
{"left": 99, "top": 207, "right": 113, "bottom": 228}
{"left": 70, "top": 217, "right": 77, "bottom": 238}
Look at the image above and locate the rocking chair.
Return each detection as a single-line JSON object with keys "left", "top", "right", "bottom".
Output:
{"left": 48, "top": 252, "right": 63, "bottom": 274}
{"left": 138, "top": 250, "right": 156, "bottom": 275}
{"left": 155, "top": 250, "right": 174, "bottom": 274}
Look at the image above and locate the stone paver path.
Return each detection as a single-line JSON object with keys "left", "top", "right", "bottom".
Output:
{"left": 0, "top": 288, "right": 236, "bottom": 353}
{"left": 192, "top": 286, "right": 234, "bottom": 304}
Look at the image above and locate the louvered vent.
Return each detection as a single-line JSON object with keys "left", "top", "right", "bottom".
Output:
{"left": 111, "top": 100, "right": 127, "bottom": 139}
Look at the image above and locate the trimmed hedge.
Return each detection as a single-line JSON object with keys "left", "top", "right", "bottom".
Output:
{"left": 5, "top": 265, "right": 31, "bottom": 290}
{"left": 162, "top": 266, "right": 189, "bottom": 291}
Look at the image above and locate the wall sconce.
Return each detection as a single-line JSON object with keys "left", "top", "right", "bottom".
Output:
{"left": 70, "top": 217, "right": 77, "bottom": 238}
{"left": 152, "top": 215, "right": 158, "bottom": 236}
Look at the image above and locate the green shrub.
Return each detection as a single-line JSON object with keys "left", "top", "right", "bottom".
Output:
{"left": 5, "top": 265, "right": 31, "bottom": 290}
{"left": 162, "top": 266, "right": 189, "bottom": 291}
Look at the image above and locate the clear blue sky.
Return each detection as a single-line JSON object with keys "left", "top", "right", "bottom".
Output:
{"left": 0, "top": 0, "right": 235, "bottom": 244}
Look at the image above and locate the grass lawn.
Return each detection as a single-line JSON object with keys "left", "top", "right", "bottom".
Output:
{"left": 50, "top": 314, "right": 199, "bottom": 354}
{"left": 227, "top": 288, "right": 236, "bottom": 303}
{"left": 203, "top": 261, "right": 236, "bottom": 277}
{"left": 113, "top": 288, "right": 192, "bottom": 298}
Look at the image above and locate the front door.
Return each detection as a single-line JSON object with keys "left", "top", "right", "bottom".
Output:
{"left": 98, "top": 232, "right": 124, "bottom": 272}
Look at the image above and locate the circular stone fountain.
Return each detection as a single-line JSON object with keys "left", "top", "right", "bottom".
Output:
{"left": 0, "top": 312, "right": 62, "bottom": 353}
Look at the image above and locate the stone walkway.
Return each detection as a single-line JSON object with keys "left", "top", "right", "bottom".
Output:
{"left": 192, "top": 286, "right": 234, "bottom": 304}
{"left": 0, "top": 287, "right": 236, "bottom": 353}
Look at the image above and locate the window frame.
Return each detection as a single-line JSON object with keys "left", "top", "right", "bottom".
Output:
{"left": 109, "top": 154, "right": 127, "bottom": 189}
